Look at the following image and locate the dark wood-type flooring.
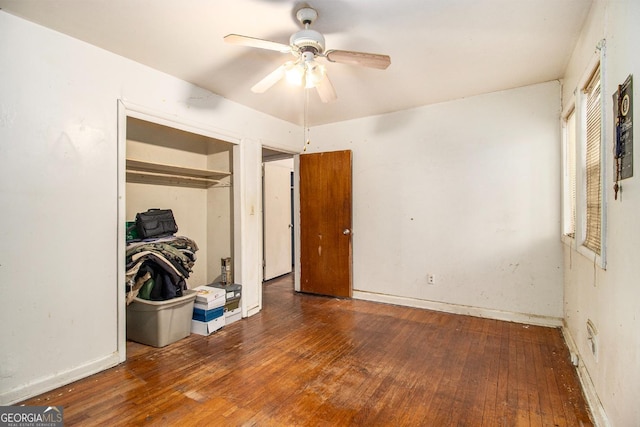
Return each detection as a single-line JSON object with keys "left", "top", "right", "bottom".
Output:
{"left": 22, "top": 274, "right": 593, "bottom": 426}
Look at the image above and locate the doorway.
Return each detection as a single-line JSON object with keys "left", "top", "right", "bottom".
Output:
{"left": 262, "top": 148, "right": 295, "bottom": 284}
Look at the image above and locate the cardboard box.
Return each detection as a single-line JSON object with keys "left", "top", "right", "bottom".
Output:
{"left": 193, "top": 306, "right": 224, "bottom": 322}
{"left": 221, "top": 257, "right": 232, "bottom": 285}
{"left": 226, "top": 311, "right": 241, "bottom": 325}
{"left": 193, "top": 285, "right": 226, "bottom": 309}
{"left": 194, "top": 300, "right": 224, "bottom": 311}
{"left": 191, "top": 316, "right": 225, "bottom": 336}
{"left": 225, "top": 307, "right": 242, "bottom": 325}
{"left": 224, "top": 296, "right": 240, "bottom": 312}
{"left": 207, "top": 283, "right": 241, "bottom": 300}
{"left": 126, "top": 289, "right": 197, "bottom": 347}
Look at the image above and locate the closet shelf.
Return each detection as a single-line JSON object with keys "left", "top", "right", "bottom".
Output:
{"left": 126, "top": 158, "right": 231, "bottom": 189}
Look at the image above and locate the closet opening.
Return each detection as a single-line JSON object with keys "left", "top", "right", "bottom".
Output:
{"left": 117, "top": 101, "right": 239, "bottom": 361}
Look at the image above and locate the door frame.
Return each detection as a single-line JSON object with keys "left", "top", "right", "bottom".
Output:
{"left": 262, "top": 158, "right": 294, "bottom": 281}
{"left": 293, "top": 154, "right": 302, "bottom": 292}
{"left": 116, "top": 100, "right": 241, "bottom": 361}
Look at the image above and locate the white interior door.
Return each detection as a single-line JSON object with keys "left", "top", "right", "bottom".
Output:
{"left": 263, "top": 159, "right": 293, "bottom": 280}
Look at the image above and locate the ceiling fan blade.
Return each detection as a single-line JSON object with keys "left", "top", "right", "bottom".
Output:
{"left": 224, "top": 34, "right": 292, "bottom": 53}
{"left": 315, "top": 73, "right": 337, "bottom": 103}
{"left": 251, "top": 63, "right": 287, "bottom": 93}
{"left": 325, "top": 50, "right": 391, "bottom": 70}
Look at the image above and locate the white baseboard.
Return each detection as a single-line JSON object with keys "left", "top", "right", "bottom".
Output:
{"left": 0, "top": 352, "right": 121, "bottom": 406}
{"left": 352, "top": 290, "right": 563, "bottom": 327}
{"left": 246, "top": 305, "right": 261, "bottom": 318}
{"left": 561, "top": 326, "right": 610, "bottom": 427}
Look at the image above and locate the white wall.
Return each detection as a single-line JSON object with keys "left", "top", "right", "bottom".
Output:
{"left": 307, "top": 81, "right": 564, "bottom": 324}
{"left": 126, "top": 183, "right": 209, "bottom": 286}
{"left": 0, "top": 12, "right": 299, "bottom": 404}
{"left": 126, "top": 138, "right": 213, "bottom": 287}
{"left": 207, "top": 150, "right": 234, "bottom": 284}
{"left": 233, "top": 139, "right": 264, "bottom": 317}
{"left": 561, "top": 1, "right": 640, "bottom": 425}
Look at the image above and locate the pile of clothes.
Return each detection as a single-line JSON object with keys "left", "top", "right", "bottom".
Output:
{"left": 125, "top": 235, "right": 199, "bottom": 305}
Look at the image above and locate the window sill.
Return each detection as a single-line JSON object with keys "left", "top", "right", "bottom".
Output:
{"left": 576, "top": 244, "right": 605, "bottom": 270}
{"left": 561, "top": 234, "right": 575, "bottom": 247}
{"left": 561, "top": 234, "right": 605, "bottom": 269}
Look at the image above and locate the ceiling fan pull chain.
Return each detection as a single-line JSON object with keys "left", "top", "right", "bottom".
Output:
{"left": 303, "top": 89, "right": 310, "bottom": 152}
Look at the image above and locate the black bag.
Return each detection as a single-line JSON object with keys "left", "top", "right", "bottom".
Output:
{"left": 135, "top": 209, "right": 178, "bottom": 239}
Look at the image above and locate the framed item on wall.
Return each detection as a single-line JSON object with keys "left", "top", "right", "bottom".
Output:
{"left": 613, "top": 75, "right": 633, "bottom": 200}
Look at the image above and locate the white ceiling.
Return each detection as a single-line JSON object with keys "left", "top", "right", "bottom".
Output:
{"left": 0, "top": 0, "right": 592, "bottom": 126}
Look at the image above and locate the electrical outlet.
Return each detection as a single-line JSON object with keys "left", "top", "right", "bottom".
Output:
{"left": 570, "top": 352, "right": 579, "bottom": 367}
{"left": 427, "top": 274, "right": 435, "bottom": 285}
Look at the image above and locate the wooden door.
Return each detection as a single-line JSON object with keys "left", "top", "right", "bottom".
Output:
{"left": 263, "top": 160, "right": 293, "bottom": 280}
{"left": 299, "top": 150, "right": 352, "bottom": 297}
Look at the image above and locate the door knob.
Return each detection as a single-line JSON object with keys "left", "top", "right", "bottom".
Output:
{"left": 343, "top": 228, "right": 351, "bottom": 235}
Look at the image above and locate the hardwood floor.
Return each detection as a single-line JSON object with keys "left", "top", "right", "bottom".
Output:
{"left": 22, "top": 274, "right": 593, "bottom": 426}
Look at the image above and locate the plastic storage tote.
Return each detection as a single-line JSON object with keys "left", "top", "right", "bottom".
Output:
{"left": 126, "top": 289, "right": 197, "bottom": 347}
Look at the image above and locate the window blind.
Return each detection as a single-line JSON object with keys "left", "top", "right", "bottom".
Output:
{"left": 584, "top": 66, "right": 601, "bottom": 254}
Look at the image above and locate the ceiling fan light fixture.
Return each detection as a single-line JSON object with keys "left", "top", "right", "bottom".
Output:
{"left": 284, "top": 52, "right": 325, "bottom": 89}
{"left": 285, "top": 61, "right": 305, "bottom": 86}
{"left": 305, "top": 61, "right": 326, "bottom": 88}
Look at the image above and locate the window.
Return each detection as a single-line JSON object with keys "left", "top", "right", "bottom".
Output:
{"left": 583, "top": 65, "right": 602, "bottom": 255}
{"left": 562, "top": 107, "right": 576, "bottom": 238}
{"left": 564, "top": 44, "right": 606, "bottom": 267}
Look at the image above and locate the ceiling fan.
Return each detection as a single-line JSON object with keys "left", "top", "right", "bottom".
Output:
{"left": 224, "top": 6, "right": 391, "bottom": 103}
